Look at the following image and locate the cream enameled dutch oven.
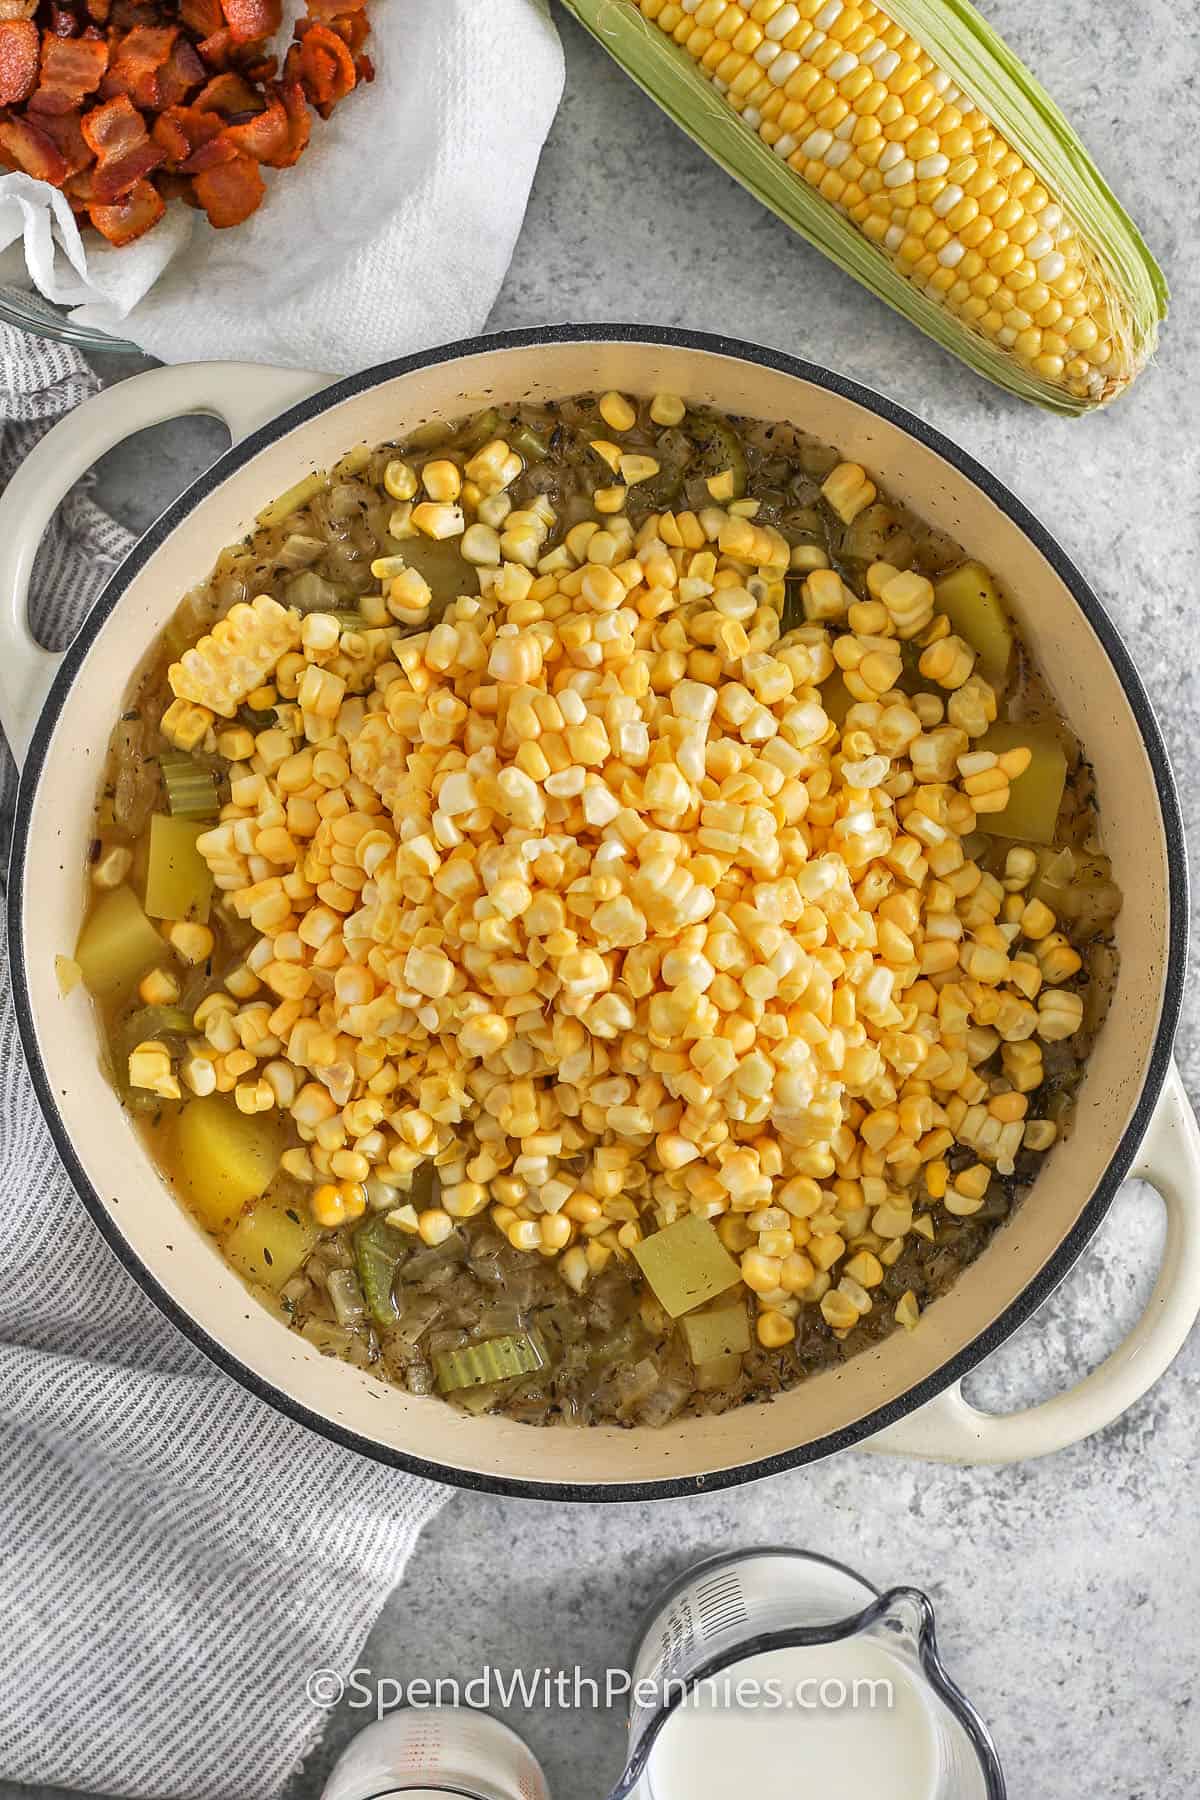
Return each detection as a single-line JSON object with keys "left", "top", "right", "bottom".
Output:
{"left": 3, "top": 327, "right": 1199, "bottom": 1499}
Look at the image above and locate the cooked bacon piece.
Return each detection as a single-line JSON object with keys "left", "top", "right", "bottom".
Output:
{"left": 0, "top": 111, "right": 69, "bottom": 181}
{"left": 101, "top": 23, "right": 177, "bottom": 107}
{"left": 0, "top": 18, "right": 38, "bottom": 103}
{"left": 272, "top": 73, "right": 308, "bottom": 165}
{"left": 195, "top": 26, "right": 230, "bottom": 67}
{"left": 0, "top": 1, "right": 38, "bottom": 20}
{"left": 27, "top": 33, "right": 107, "bottom": 112}
{"left": 89, "top": 172, "right": 164, "bottom": 242}
{"left": 48, "top": 4, "right": 81, "bottom": 36}
{"left": 151, "top": 99, "right": 220, "bottom": 165}
{"left": 36, "top": 102, "right": 92, "bottom": 173}
{"left": 305, "top": 0, "right": 365, "bottom": 15}
{"left": 157, "top": 32, "right": 204, "bottom": 104}
{"left": 192, "top": 147, "right": 262, "bottom": 226}
{"left": 179, "top": 127, "right": 235, "bottom": 171}
{"left": 179, "top": 0, "right": 221, "bottom": 34}
{"left": 84, "top": 0, "right": 110, "bottom": 20}
{"left": 220, "top": 0, "right": 279, "bottom": 44}
{"left": 222, "top": 89, "right": 286, "bottom": 162}
{"left": 285, "top": 19, "right": 353, "bottom": 116}
{"left": 81, "top": 93, "right": 162, "bottom": 199}
{"left": 192, "top": 67, "right": 257, "bottom": 112}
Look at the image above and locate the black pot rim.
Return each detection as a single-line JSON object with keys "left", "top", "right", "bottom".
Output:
{"left": 7, "top": 323, "right": 1188, "bottom": 1503}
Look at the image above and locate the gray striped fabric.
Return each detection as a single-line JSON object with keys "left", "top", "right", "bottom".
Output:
{"left": 0, "top": 326, "right": 447, "bottom": 1800}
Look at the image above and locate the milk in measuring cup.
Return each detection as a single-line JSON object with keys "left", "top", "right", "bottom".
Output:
{"left": 643, "top": 1638, "right": 939, "bottom": 1800}
{"left": 320, "top": 1706, "right": 550, "bottom": 1800}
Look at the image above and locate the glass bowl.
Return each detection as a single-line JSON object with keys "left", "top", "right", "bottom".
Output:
{"left": 0, "top": 284, "right": 138, "bottom": 354}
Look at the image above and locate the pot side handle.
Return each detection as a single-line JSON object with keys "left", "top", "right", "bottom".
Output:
{"left": 0, "top": 360, "right": 330, "bottom": 765}
{"left": 863, "top": 1062, "right": 1200, "bottom": 1465}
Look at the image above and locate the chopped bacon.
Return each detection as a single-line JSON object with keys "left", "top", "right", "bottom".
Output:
{"left": 100, "top": 23, "right": 177, "bottom": 107}
{"left": 178, "top": 0, "right": 221, "bottom": 34}
{"left": 27, "top": 32, "right": 106, "bottom": 111}
{"left": 89, "top": 171, "right": 163, "bottom": 242}
{"left": 178, "top": 126, "right": 234, "bottom": 171}
{"left": 192, "top": 147, "right": 261, "bottom": 225}
{"left": 192, "top": 67, "right": 257, "bottom": 112}
{"left": 222, "top": 88, "right": 285, "bottom": 161}
{"left": 151, "top": 98, "right": 220, "bottom": 165}
{"left": 81, "top": 91, "right": 161, "bottom": 198}
{"left": 285, "top": 18, "right": 353, "bottom": 116}
{"left": 36, "top": 100, "right": 92, "bottom": 171}
{"left": 271, "top": 73, "right": 307, "bottom": 165}
{"left": 219, "top": 0, "right": 278, "bottom": 44}
{"left": 195, "top": 26, "right": 230, "bottom": 67}
{"left": 0, "top": 110, "right": 68, "bottom": 179}
{"left": 0, "top": 0, "right": 371, "bottom": 245}
{"left": 0, "top": 18, "right": 38, "bottom": 102}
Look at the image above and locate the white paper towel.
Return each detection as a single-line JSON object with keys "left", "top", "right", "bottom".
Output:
{"left": 0, "top": 0, "right": 564, "bottom": 370}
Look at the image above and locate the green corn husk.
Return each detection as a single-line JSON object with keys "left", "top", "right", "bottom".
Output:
{"left": 560, "top": 0, "right": 1167, "bottom": 414}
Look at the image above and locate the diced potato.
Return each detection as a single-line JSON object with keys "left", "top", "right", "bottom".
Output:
{"left": 694, "top": 1351, "right": 744, "bottom": 1391}
{"left": 681, "top": 1302, "right": 752, "bottom": 1364}
{"left": 144, "top": 815, "right": 213, "bottom": 924}
{"left": 935, "top": 562, "right": 1013, "bottom": 685}
{"left": 632, "top": 1214, "right": 741, "bottom": 1318}
{"left": 981, "top": 721, "right": 1068, "bottom": 844}
{"left": 222, "top": 1195, "right": 320, "bottom": 1292}
{"left": 74, "top": 883, "right": 166, "bottom": 1001}
{"left": 174, "top": 1095, "right": 281, "bottom": 1232}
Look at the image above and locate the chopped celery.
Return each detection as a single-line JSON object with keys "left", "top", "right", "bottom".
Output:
{"left": 681, "top": 1302, "right": 752, "bottom": 1363}
{"left": 980, "top": 721, "right": 1068, "bottom": 845}
{"left": 355, "top": 1215, "right": 408, "bottom": 1324}
{"left": 144, "top": 815, "right": 213, "bottom": 924}
{"left": 434, "top": 1331, "right": 546, "bottom": 1392}
{"left": 510, "top": 422, "right": 551, "bottom": 462}
{"left": 74, "top": 883, "right": 165, "bottom": 1000}
{"left": 331, "top": 609, "right": 365, "bottom": 632}
{"left": 174, "top": 1095, "right": 281, "bottom": 1232}
{"left": 632, "top": 1214, "right": 741, "bottom": 1318}
{"left": 223, "top": 1195, "right": 319, "bottom": 1292}
{"left": 934, "top": 563, "right": 1013, "bottom": 685}
{"left": 256, "top": 471, "right": 325, "bottom": 528}
{"left": 160, "top": 754, "right": 218, "bottom": 821}
{"left": 694, "top": 1351, "right": 744, "bottom": 1391}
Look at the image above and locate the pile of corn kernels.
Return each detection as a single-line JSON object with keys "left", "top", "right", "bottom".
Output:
{"left": 149, "top": 391, "right": 1085, "bottom": 1348}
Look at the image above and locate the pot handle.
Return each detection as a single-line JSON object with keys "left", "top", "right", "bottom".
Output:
{"left": 0, "top": 360, "right": 329, "bottom": 763}
{"left": 863, "top": 1061, "right": 1200, "bottom": 1465}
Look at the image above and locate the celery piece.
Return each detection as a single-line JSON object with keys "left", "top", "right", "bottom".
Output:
{"left": 223, "top": 1196, "right": 319, "bottom": 1292}
{"left": 144, "top": 815, "right": 213, "bottom": 925}
{"left": 934, "top": 563, "right": 1013, "bottom": 684}
{"left": 174, "top": 1095, "right": 281, "bottom": 1232}
{"left": 632, "top": 1214, "right": 741, "bottom": 1318}
{"left": 981, "top": 721, "right": 1069, "bottom": 845}
{"left": 160, "top": 754, "right": 218, "bottom": 821}
{"left": 256, "top": 471, "right": 325, "bottom": 529}
{"left": 680, "top": 1302, "right": 752, "bottom": 1363}
{"left": 694, "top": 1351, "right": 744, "bottom": 1391}
{"left": 434, "top": 1332, "right": 546, "bottom": 1392}
{"left": 355, "top": 1215, "right": 408, "bottom": 1324}
{"left": 74, "top": 883, "right": 165, "bottom": 1001}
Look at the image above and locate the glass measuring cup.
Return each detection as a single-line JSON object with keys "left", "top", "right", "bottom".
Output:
{"left": 610, "top": 1548, "right": 1004, "bottom": 1800}
{"left": 321, "top": 1706, "right": 550, "bottom": 1800}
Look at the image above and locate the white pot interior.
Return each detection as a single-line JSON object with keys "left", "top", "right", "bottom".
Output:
{"left": 15, "top": 338, "right": 1176, "bottom": 1488}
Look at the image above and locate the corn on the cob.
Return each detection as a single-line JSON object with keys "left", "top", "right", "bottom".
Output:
{"left": 564, "top": 0, "right": 1166, "bottom": 412}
